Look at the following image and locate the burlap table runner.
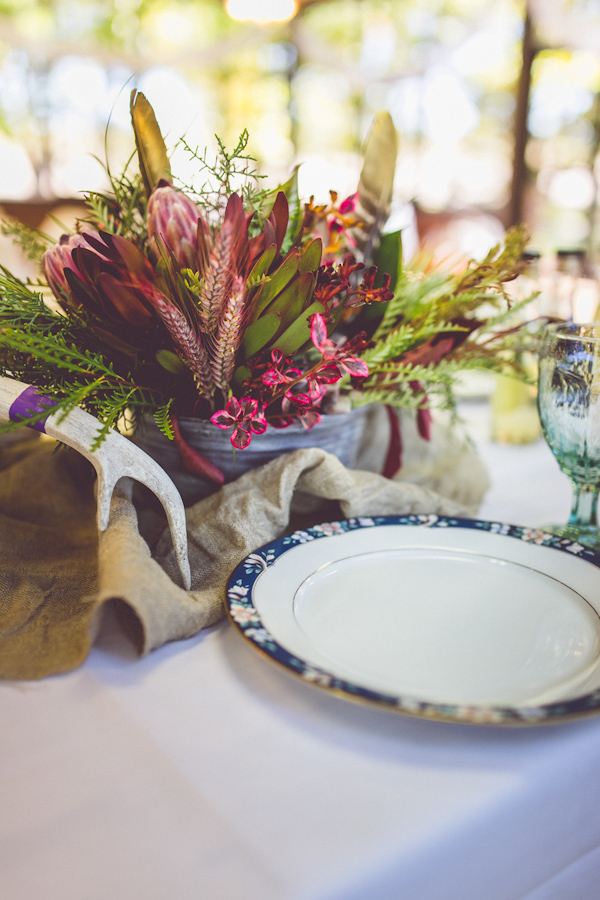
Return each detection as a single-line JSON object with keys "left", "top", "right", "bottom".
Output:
{"left": 0, "top": 414, "right": 489, "bottom": 680}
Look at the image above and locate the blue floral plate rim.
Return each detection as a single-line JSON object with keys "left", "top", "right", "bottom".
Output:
{"left": 226, "top": 515, "right": 600, "bottom": 726}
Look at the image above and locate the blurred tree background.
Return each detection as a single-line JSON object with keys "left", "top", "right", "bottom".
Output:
{"left": 0, "top": 0, "right": 598, "bottom": 267}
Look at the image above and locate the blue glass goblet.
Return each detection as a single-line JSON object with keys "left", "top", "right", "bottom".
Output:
{"left": 538, "top": 322, "right": 600, "bottom": 547}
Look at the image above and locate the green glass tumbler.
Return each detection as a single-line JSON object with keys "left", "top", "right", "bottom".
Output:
{"left": 538, "top": 322, "right": 600, "bottom": 547}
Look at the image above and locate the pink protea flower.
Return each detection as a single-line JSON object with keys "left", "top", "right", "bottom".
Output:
{"left": 42, "top": 226, "right": 108, "bottom": 306}
{"left": 147, "top": 181, "right": 206, "bottom": 270}
{"left": 211, "top": 396, "right": 267, "bottom": 449}
{"left": 64, "top": 230, "right": 162, "bottom": 326}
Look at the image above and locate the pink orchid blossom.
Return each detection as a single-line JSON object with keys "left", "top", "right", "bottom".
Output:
{"left": 211, "top": 396, "right": 266, "bottom": 449}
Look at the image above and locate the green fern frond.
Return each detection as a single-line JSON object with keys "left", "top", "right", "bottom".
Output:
{"left": 375, "top": 269, "right": 452, "bottom": 339}
{"left": 154, "top": 400, "right": 175, "bottom": 440}
{"left": 360, "top": 325, "right": 416, "bottom": 368}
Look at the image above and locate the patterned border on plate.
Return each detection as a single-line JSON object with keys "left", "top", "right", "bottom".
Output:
{"left": 226, "top": 516, "right": 600, "bottom": 726}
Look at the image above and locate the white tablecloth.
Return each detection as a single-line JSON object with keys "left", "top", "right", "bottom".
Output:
{"left": 3, "top": 415, "right": 600, "bottom": 900}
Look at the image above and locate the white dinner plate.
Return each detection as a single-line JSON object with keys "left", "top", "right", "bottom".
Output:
{"left": 226, "top": 515, "right": 600, "bottom": 725}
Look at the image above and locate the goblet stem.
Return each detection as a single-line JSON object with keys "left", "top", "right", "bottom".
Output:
{"left": 568, "top": 482, "right": 599, "bottom": 530}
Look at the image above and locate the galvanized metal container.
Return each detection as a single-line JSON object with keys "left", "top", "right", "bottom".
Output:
{"left": 133, "top": 406, "right": 372, "bottom": 506}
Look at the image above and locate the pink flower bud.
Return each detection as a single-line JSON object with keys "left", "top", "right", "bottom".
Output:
{"left": 147, "top": 182, "right": 205, "bottom": 270}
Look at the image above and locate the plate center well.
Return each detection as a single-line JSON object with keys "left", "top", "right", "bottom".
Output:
{"left": 291, "top": 548, "right": 600, "bottom": 706}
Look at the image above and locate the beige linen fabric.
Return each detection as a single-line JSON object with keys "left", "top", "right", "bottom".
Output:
{"left": 0, "top": 414, "right": 489, "bottom": 680}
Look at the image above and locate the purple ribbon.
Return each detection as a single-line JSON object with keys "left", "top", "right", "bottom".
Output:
{"left": 9, "top": 385, "right": 57, "bottom": 433}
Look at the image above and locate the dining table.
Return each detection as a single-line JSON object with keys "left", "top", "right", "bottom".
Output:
{"left": 2, "top": 400, "right": 600, "bottom": 900}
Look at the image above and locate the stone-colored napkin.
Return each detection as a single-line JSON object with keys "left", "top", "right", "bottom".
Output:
{"left": 0, "top": 413, "right": 489, "bottom": 680}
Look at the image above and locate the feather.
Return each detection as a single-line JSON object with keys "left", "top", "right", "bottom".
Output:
{"left": 130, "top": 90, "right": 171, "bottom": 197}
{"left": 352, "top": 111, "right": 398, "bottom": 264}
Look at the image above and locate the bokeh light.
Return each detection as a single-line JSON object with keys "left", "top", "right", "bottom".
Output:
{"left": 0, "top": 0, "right": 596, "bottom": 265}
{"left": 225, "top": 0, "right": 298, "bottom": 25}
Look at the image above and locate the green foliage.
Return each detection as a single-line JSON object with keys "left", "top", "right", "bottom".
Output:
{"left": 83, "top": 155, "right": 147, "bottom": 245}
{"left": 0, "top": 79, "right": 535, "bottom": 449}
{"left": 0, "top": 271, "right": 169, "bottom": 439}
{"left": 178, "top": 130, "right": 269, "bottom": 222}
{"left": 344, "top": 225, "right": 536, "bottom": 416}
{"left": 153, "top": 399, "right": 174, "bottom": 440}
{"left": 274, "top": 166, "right": 302, "bottom": 251}
{"left": 373, "top": 225, "right": 530, "bottom": 345}
{"left": 240, "top": 314, "right": 280, "bottom": 359}
{"left": 0, "top": 219, "right": 52, "bottom": 264}
{"left": 155, "top": 349, "right": 188, "bottom": 374}
{"left": 372, "top": 230, "right": 402, "bottom": 291}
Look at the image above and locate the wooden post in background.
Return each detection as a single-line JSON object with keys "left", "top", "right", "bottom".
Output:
{"left": 508, "top": 3, "right": 537, "bottom": 228}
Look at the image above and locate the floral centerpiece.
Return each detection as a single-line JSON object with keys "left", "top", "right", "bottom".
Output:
{"left": 0, "top": 91, "right": 532, "bottom": 484}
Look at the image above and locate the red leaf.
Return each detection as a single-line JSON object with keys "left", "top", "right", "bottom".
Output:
{"left": 310, "top": 313, "right": 328, "bottom": 350}
{"left": 98, "top": 273, "right": 155, "bottom": 325}
{"left": 232, "top": 426, "right": 252, "bottom": 449}
{"left": 250, "top": 416, "right": 267, "bottom": 435}
{"left": 340, "top": 357, "right": 369, "bottom": 377}
{"left": 382, "top": 405, "right": 402, "bottom": 478}
{"left": 401, "top": 336, "right": 455, "bottom": 368}
{"left": 172, "top": 415, "right": 225, "bottom": 485}
{"left": 211, "top": 411, "right": 234, "bottom": 428}
{"left": 269, "top": 191, "right": 289, "bottom": 253}
{"left": 225, "top": 396, "right": 242, "bottom": 418}
{"left": 417, "top": 407, "right": 432, "bottom": 441}
{"left": 239, "top": 397, "right": 259, "bottom": 418}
